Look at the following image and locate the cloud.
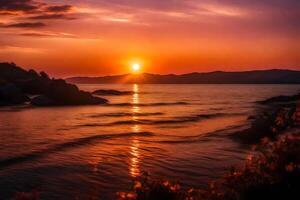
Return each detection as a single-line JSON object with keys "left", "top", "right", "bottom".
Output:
{"left": 46, "top": 5, "right": 73, "bottom": 13}
{"left": 1, "top": 0, "right": 300, "bottom": 38}
{"left": 0, "top": 0, "right": 77, "bottom": 29}
{"left": 19, "top": 32, "right": 56, "bottom": 37}
{"left": 2, "top": 22, "right": 46, "bottom": 28}
{"left": 0, "top": 0, "right": 41, "bottom": 13}
{"left": 28, "top": 13, "right": 76, "bottom": 20}
{"left": 0, "top": 0, "right": 72, "bottom": 14}
{"left": 19, "top": 31, "right": 78, "bottom": 38}
{"left": 82, "top": 0, "right": 300, "bottom": 20}
{"left": 89, "top": 0, "right": 299, "bottom": 35}
{"left": 0, "top": 11, "right": 19, "bottom": 15}
{"left": 0, "top": 45, "right": 44, "bottom": 53}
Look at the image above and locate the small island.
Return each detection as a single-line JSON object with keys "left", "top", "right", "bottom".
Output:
{"left": 92, "top": 89, "right": 133, "bottom": 96}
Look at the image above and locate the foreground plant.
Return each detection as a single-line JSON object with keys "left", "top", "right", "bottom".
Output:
{"left": 118, "top": 133, "right": 300, "bottom": 200}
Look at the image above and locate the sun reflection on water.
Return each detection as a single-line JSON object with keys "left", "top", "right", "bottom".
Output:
{"left": 129, "top": 84, "right": 141, "bottom": 177}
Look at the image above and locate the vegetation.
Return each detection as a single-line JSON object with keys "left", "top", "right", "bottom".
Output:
{"left": 118, "top": 133, "right": 300, "bottom": 200}
{"left": 13, "top": 191, "right": 39, "bottom": 200}
{"left": 233, "top": 100, "right": 299, "bottom": 144}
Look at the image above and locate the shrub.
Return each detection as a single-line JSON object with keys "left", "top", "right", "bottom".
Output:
{"left": 118, "top": 133, "right": 300, "bottom": 200}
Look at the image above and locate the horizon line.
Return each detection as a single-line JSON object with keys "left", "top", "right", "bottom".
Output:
{"left": 65, "top": 68, "right": 300, "bottom": 79}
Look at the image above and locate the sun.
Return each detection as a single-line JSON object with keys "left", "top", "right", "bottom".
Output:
{"left": 131, "top": 63, "right": 141, "bottom": 73}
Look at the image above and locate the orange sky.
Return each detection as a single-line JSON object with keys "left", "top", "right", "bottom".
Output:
{"left": 0, "top": 0, "right": 300, "bottom": 77}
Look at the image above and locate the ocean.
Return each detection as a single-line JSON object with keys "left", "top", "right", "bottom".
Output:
{"left": 0, "top": 84, "right": 300, "bottom": 199}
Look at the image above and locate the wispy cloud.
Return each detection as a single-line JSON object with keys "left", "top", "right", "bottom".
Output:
{"left": 0, "top": 0, "right": 78, "bottom": 29}
{"left": 17, "top": 30, "right": 103, "bottom": 41}
{"left": 46, "top": 5, "right": 73, "bottom": 13}
{"left": 2, "top": 22, "right": 46, "bottom": 28}
{"left": 0, "top": 45, "right": 45, "bottom": 53}
{"left": 19, "top": 31, "right": 78, "bottom": 38}
{"left": 27, "top": 13, "right": 77, "bottom": 20}
{"left": 0, "top": 0, "right": 42, "bottom": 13}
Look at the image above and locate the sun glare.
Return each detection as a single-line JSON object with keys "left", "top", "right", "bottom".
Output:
{"left": 132, "top": 63, "right": 141, "bottom": 73}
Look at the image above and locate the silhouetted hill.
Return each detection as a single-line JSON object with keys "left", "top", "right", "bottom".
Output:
{"left": 0, "top": 62, "right": 107, "bottom": 106}
{"left": 66, "top": 69, "right": 300, "bottom": 84}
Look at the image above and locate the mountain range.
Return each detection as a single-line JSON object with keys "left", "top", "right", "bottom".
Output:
{"left": 66, "top": 69, "right": 300, "bottom": 84}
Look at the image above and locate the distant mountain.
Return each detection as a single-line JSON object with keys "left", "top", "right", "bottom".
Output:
{"left": 66, "top": 69, "right": 300, "bottom": 84}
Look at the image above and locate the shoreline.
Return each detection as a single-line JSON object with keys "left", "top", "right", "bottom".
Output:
{"left": 10, "top": 92, "right": 300, "bottom": 200}
{"left": 230, "top": 95, "right": 299, "bottom": 144}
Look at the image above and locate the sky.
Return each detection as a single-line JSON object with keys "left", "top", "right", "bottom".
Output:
{"left": 0, "top": 0, "right": 300, "bottom": 77}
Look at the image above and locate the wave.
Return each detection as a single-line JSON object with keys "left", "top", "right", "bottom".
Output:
{"left": 106, "top": 102, "right": 189, "bottom": 107}
{"left": 87, "top": 112, "right": 164, "bottom": 118}
{"left": 0, "top": 123, "right": 249, "bottom": 168}
{"left": 77, "top": 113, "right": 241, "bottom": 127}
{"left": 155, "top": 124, "right": 249, "bottom": 144}
{"left": 0, "top": 132, "right": 154, "bottom": 168}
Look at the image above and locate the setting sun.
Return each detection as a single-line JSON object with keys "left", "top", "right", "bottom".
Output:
{"left": 132, "top": 63, "right": 141, "bottom": 73}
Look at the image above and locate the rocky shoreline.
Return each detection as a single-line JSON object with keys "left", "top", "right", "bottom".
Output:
{"left": 0, "top": 63, "right": 108, "bottom": 106}
{"left": 230, "top": 92, "right": 300, "bottom": 144}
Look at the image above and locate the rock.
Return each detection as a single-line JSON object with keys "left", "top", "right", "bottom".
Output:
{"left": 0, "top": 83, "right": 30, "bottom": 105}
{"left": 31, "top": 95, "right": 54, "bottom": 106}
{"left": 233, "top": 101, "right": 298, "bottom": 144}
{"left": 92, "top": 89, "right": 133, "bottom": 96}
{"left": 20, "top": 78, "right": 51, "bottom": 95}
{"left": 259, "top": 94, "right": 300, "bottom": 104}
{"left": 44, "top": 79, "right": 108, "bottom": 105}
